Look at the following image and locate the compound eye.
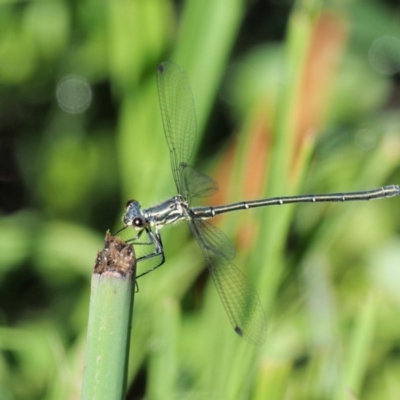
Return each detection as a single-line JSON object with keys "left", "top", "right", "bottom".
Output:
{"left": 133, "top": 217, "right": 145, "bottom": 230}
{"left": 125, "top": 199, "right": 136, "bottom": 209}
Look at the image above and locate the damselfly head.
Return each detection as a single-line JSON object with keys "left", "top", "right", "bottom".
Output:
{"left": 122, "top": 199, "right": 146, "bottom": 230}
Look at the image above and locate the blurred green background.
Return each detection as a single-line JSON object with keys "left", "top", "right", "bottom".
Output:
{"left": 1, "top": 0, "right": 400, "bottom": 399}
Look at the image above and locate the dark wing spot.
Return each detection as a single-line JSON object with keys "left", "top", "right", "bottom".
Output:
{"left": 234, "top": 326, "right": 243, "bottom": 337}
{"left": 158, "top": 63, "right": 165, "bottom": 73}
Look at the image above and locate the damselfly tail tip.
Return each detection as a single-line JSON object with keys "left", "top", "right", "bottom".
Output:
{"left": 387, "top": 184, "right": 400, "bottom": 196}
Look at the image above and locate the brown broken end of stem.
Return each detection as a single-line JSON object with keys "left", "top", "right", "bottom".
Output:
{"left": 94, "top": 231, "right": 136, "bottom": 276}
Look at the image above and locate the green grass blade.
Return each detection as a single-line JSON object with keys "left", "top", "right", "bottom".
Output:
{"left": 81, "top": 233, "right": 136, "bottom": 400}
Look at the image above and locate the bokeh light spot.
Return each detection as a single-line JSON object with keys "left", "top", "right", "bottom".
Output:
{"left": 368, "top": 36, "right": 400, "bottom": 75}
{"left": 56, "top": 75, "right": 92, "bottom": 113}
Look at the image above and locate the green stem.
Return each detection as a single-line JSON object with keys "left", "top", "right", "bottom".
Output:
{"left": 81, "top": 233, "right": 136, "bottom": 400}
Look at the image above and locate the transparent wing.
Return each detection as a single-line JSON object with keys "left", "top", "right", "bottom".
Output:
{"left": 182, "top": 164, "right": 218, "bottom": 201}
{"left": 157, "top": 62, "right": 196, "bottom": 196}
{"left": 188, "top": 216, "right": 267, "bottom": 345}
